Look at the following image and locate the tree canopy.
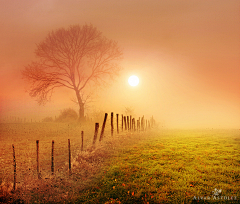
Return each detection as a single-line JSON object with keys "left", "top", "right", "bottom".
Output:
{"left": 22, "top": 24, "right": 123, "bottom": 121}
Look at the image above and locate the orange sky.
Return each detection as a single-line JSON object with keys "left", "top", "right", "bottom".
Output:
{"left": 0, "top": 0, "right": 239, "bottom": 128}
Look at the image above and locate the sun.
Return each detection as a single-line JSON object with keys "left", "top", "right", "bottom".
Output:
{"left": 128, "top": 75, "right": 139, "bottom": 86}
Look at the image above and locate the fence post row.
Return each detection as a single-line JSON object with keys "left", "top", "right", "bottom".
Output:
{"left": 9, "top": 114, "right": 155, "bottom": 182}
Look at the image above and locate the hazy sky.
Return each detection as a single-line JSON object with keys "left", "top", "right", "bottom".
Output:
{"left": 0, "top": 0, "right": 239, "bottom": 128}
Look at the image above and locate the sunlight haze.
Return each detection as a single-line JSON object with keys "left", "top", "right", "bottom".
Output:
{"left": 0, "top": 0, "right": 239, "bottom": 129}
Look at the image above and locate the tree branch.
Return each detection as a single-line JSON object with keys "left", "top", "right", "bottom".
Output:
{"left": 22, "top": 24, "right": 123, "bottom": 114}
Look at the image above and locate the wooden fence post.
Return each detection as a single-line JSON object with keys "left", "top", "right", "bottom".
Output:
{"left": 132, "top": 118, "right": 135, "bottom": 131}
{"left": 93, "top": 123, "right": 99, "bottom": 146}
{"left": 124, "top": 116, "right": 127, "bottom": 130}
{"left": 111, "top": 112, "right": 114, "bottom": 136}
{"left": 141, "top": 116, "right": 144, "bottom": 131}
{"left": 151, "top": 116, "right": 154, "bottom": 128}
{"left": 99, "top": 113, "right": 108, "bottom": 141}
{"left": 51, "top": 140, "right": 54, "bottom": 175}
{"left": 12, "top": 144, "right": 16, "bottom": 191}
{"left": 116, "top": 114, "right": 119, "bottom": 134}
{"left": 130, "top": 115, "right": 132, "bottom": 131}
{"left": 132, "top": 118, "right": 134, "bottom": 131}
{"left": 68, "top": 139, "right": 71, "bottom": 175}
{"left": 121, "top": 114, "right": 123, "bottom": 132}
{"left": 137, "top": 120, "right": 140, "bottom": 132}
{"left": 127, "top": 116, "right": 129, "bottom": 131}
{"left": 139, "top": 117, "right": 141, "bottom": 131}
{"left": 134, "top": 118, "right": 136, "bottom": 131}
{"left": 81, "top": 131, "right": 84, "bottom": 151}
{"left": 36, "top": 140, "right": 40, "bottom": 179}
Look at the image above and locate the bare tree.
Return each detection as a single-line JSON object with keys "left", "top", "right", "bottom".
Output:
{"left": 22, "top": 24, "right": 123, "bottom": 121}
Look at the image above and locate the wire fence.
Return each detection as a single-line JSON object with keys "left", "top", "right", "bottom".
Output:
{"left": 0, "top": 112, "right": 155, "bottom": 191}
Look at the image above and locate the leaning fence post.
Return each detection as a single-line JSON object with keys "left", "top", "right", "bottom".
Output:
{"left": 12, "top": 144, "right": 16, "bottom": 191}
{"left": 36, "top": 140, "right": 40, "bottom": 179}
{"left": 68, "top": 139, "right": 71, "bottom": 175}
{"left": 111, "top": 112, "right": 114, "bottom": 136}
{"left": 99, "top": 113, "right": 108, "bottom": 141}
{"left": 51, "top": 140, "right": 54, "bottom": 175}
{"left": 81, "top": 131, "right": 84, "bottom": 151}
{"left": 93, "top": 123, "right": 99, "bottom": 146}
{"left": 116, "top": 114, "right": 119, "bottom": 134}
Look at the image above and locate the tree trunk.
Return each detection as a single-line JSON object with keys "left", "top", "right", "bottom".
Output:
{"left": 75, "top": 89, "right": 85, "bottom": 122}
{"left": 79, "top": 103, "right": 84, "bottom": 122}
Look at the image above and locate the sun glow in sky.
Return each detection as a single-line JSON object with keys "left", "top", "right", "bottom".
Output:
{"left": 0, "top": 0, "right": 239, "bottom": 128}
{"left": 128, "top": 75, "right": 139, "bottom": 86}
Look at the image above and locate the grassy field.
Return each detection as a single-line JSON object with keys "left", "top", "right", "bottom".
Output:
{"left": 0, "top": 123, "right": 239, "bottom": 203}
{"left": 80, "top": 129, "right": 240, "bottom": 204}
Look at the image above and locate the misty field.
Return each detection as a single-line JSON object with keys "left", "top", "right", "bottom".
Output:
{"left": 0, "top": 122, "right": 109, "bottom": 183}
{"left": 0, "top": 123, "right": 239, "bottom": 203}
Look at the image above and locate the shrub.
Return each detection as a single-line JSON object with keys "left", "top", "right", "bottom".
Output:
{"left": 56, "top": 108, "right": 78, "bottom": 122}
{"left": 42, "top": 117, "right": 54, "bottom": 122}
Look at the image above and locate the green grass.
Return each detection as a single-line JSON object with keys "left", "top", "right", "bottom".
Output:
{"left": 74, "top": 129, "right": 240, "bottom": 203}
{"left": 1, "top": 125, "right": 240, "bottom": 203}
